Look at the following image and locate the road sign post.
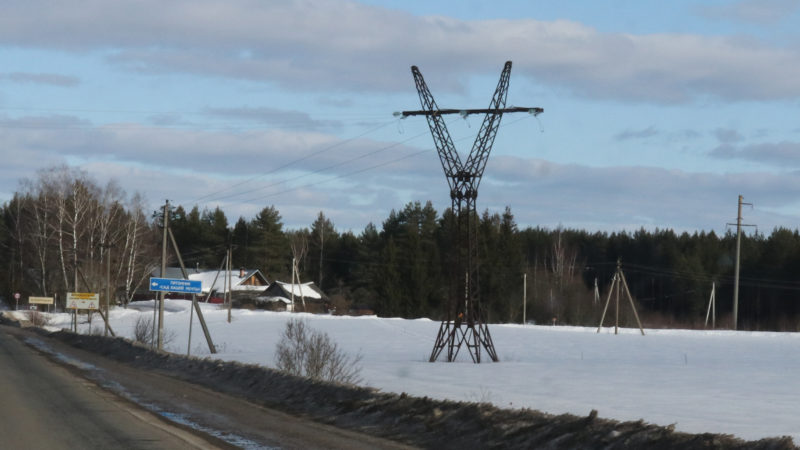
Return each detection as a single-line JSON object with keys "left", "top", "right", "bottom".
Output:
{"left": 14, "top": 292, "right": 20, "bottom": 311}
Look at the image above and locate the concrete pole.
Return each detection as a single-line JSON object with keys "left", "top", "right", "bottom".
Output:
{"left": 290, "top": 257, "right": 296, "bottom": 312}
{"left": 733, "top": 195, "right": 743, "bottom": 331}
{"left": 105, "top": 244, "right": 111, "bottom": 337}
{"left": 523, "top": 273, "right": 527, "bottom": 325}
{"left": 157, "top": 201, "right": 169, "bottom": 351}
{"left": 227, "top": 246, "right": 232, "bottom": 323}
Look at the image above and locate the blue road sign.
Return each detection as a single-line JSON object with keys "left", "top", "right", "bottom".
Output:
{"left": 149, "top": 277, "right": 202, "bottom": 294}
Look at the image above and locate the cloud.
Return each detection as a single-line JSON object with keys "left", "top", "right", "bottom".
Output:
{"left": 0, "top": 72, "right": 79, "bottom": 87}
{"left": 204, "top": 107, "right": 341, "bottom": 130}
{"left": 484, "top": 156, "right": 800, "bottom": 232}
{"left": 2, "top": 1, "right": 800, "bottom": 103}
{"left": 3, "top": 113, "right": 800, "bottom": 233}
{"left": 0, "top": 113, "right": 438, "bottom": 223}
{"left": 614, "top": 126, "right": 659, "bottom": 141}
{"left": 714, "top": 128, "right": 745, "bottom": 144}
{"left": 698, "top": 0, "right": 800, "bottom": 24}
{"left": 709, "top": 140, "right": 800, "bottom": 167}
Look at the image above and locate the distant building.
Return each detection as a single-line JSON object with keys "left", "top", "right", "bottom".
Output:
{"left": 189, "top": 268, "right": 270, "bottom": 295}
{"left": 257, "top": 281, "right": 329, "bottom": 313}
{"left": 148, "top": 267, "right": 269, "bottom": 302}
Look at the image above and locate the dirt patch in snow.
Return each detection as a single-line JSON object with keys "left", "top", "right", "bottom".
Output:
{"left": 32, "top": 327, "right": 798, "bottom": 449}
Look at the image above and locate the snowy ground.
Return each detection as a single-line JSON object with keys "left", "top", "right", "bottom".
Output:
{"left": 23, "top": 300, "right": 800, "bottom": 443}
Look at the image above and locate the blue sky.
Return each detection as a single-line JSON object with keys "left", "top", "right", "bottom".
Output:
{"left": 2, "top": 0, "right": 800, "bottom": 233}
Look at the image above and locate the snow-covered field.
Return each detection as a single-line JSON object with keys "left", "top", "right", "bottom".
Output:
{"left": 23, "top": 300, "right": 800, "bottom": 443}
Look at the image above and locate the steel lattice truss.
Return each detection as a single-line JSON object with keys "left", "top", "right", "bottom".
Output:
{"left": 402, "top": 61, "right": 542, "bottom": 363}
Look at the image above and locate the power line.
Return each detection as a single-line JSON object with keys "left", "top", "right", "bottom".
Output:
{"left": 228, "top": 114, "right": 535, "bottom": 207}
{"left": 188, "top": 119, "right": 398, "bottom": 204}
{"left": 215, "top": 127, "right": 434, "bottom": 203}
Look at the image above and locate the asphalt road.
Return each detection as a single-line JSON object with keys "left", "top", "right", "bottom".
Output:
{"left": 0, "top": 324, "right": 415, "bottom": 449}
{"left": 0, "top": 327, "right": 220, "bottom": 449}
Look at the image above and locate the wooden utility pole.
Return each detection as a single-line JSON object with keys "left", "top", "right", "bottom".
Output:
{"left": 597, "top": 260, "right": 645, "bottom": 335}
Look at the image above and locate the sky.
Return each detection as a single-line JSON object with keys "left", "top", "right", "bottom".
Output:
{"left": 2, "top": 0, "right": 800, "bottom": 233}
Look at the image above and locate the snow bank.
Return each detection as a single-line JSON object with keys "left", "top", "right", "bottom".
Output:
{"left": 41, "top": 302, "right": 800, "bottom": 443}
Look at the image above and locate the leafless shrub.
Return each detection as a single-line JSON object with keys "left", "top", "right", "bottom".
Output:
{"left": 275, "top": 318, "right": 362, "bottom": 385}
{"left": 132, "top": 315, "right": 175, "bottom": 347}
{"left": 133, "top": 315, "right": 153, "bottom": 344}
{"left": 27, "top": 310, "right": 52, "bottom": 327}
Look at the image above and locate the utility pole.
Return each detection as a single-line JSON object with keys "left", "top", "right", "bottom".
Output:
{"left": 597, "top": 260, "right": 645, "bottom": 335}
{"left": 227, "top": 245, "right": 232, "bottom": 323}
{"left": 157, "top": 201, "right": 169, "bottom": 350}
{"left": 727, "top": 195, "right": 754, "bottom": 331}
{"left": 593, "top": 278, "right": 600, "bottom": 305}
{"left": 401, "top": 61, "right": 542, "bottom": 363}
{"left": 101, "top": 241, "right": 113, "bottom": 337}
{"left": 290, "top": 257, "right": 296, "bottom": 312}
{"left": 523, "top": 272, "right": 527, "bottom": 325}
{"left": 705, "top": 282, "right": 716, "bottom": 329}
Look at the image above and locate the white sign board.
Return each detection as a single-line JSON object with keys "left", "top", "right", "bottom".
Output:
{"left": 28, "top": 296, "right": 54, "bottom": 305}
{"left": 66, "top": 292, "right": 99, "bottom": 310}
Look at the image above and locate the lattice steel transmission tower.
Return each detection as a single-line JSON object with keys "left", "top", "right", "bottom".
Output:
{"left": 401, "top": 61, "right": 542, "bottom": 363}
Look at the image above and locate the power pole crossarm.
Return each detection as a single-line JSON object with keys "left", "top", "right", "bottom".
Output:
{"left": 398, "top": 107, "right": 543, "bottom": 117}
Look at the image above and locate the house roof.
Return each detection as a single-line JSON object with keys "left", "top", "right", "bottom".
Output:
{"left": 189, "top": 269, "right": 269, "bottom": 293}
{"left": 263, "top": 281, "right": 326, "bottom": 303}
{"left": 274, "top": 281, "right": 322, "bottom": 299}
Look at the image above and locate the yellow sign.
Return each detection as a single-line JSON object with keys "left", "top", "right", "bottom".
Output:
{"left": 67, "top": 292, "right": 98, "bottom": 300}
{"left": 28, "top": 296, "right": 54, "bottom": 305}
{"left": 66, "top": 292, "right": 99, "bottom": 310}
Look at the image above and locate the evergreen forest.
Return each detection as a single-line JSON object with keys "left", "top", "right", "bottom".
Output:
{"left": 4, "top": 166, "right": 800, "bottom": 331}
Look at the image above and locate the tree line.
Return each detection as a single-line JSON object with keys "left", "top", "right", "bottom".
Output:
{"left": 3, "top": 166, "right": 800, "bottom": 330}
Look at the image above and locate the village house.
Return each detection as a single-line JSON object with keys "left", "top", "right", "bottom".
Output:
{"left": 149, "top": 267, "right": 269, "bottom": 303}
{"left": 256, "top": 281, "right": 329, "bottom": 313}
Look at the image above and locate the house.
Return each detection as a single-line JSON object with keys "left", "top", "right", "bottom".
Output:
{"left": 256, "top": 281, "right": 329, "bottom": 313}
{"left": 147, "top": 267, "right": 269, "bottom": 302}
{"left": 188, "top": 268, "right": 269, "bottom": 296}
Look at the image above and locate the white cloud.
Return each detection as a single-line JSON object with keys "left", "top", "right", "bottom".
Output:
{"left": 484, "top": 156, "right": 800, "bottom": 232}
{"left": 204, "top": 107, "right": 341, "bottom": 131}
{"left": 614, "top": 126, "right": 660, "bottom": 141}
{"left": 0, "top": 72, "right": 79, "bottom": 86}
{"left": 4, "top": 115, "right": 800, "bottom": 233}
{"left": 1, "top": 1, "right": 800, "bottom": 102}
{"left": 699, "top": 0, "right": 800, "bottom": 24}
{"left": 710, "top": 140, "right": 800, "bottom": 167}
